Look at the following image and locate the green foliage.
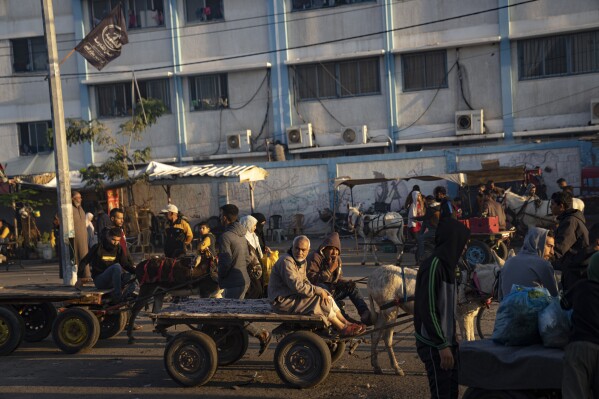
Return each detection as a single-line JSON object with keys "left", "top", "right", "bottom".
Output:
{"left": 0, "top": 189, "right": 49, "bottom": 209}
{"left": 66, "top": 97, "right": 167, "bottom": 195}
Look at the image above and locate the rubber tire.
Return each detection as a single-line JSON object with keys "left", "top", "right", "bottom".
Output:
{"left": 274, "top": 331, "right": 332, "bottom": 388}
{"left": 0, "top": 306, "right": 25, "bottom": 356}
{"left": 465, "top": 240, "right": 493, "bottom": 265}
{"left": 328, "top": 340, "right": 346, "bottom": 364}
{"left": 52, "top": 307, "right": 101, "bottom": 354}
{"left": 164, "top": 330, "right": 218, "bottom": 387}
{"left": 476, "top": 302, "right": 499, "bottom": 340}
{"left": 200, "top": 325, "right": 248, "bottom": 366}
{"left": 15, "top": 303, "right": 57, "bottom": 343}
{"left": 491, "top": 241, "right": 509, "bottom": 261}
{"left": 98, "top": 311, "right": 129, "bottom": 340}
{"left": 462, "top": 387, "right": 534, "bottom": 399}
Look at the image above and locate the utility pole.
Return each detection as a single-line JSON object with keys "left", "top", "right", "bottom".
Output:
{"left": 41, "top": 0, "right": 75, "bottom": 285}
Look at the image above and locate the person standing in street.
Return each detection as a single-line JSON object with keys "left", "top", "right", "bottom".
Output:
{"left": 414, "top": 218, "right": 470, "bottom": 399}
{"left": 162, "top": 204, "right": 193, "bottom": 258}
{"left": 72, "top": 191, "right": 90, "bottom": 279}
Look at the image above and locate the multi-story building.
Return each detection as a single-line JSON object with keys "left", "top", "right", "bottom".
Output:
{"left": 1, "top": 0, "right": 598, "bottom": 230}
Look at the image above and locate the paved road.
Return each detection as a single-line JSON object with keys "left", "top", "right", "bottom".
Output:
{"left": 0, "top": 239, "right": 468, "bottom": 399}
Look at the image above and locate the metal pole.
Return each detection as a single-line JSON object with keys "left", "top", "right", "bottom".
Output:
{"left": 41, "top": 0, "right": 75, "bottom": 285}
{"left": 249, "top": 182, "right": 255, "bottom": 213}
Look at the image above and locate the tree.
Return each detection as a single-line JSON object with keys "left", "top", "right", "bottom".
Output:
{"left": 65, "top": 98, "right": 167, "bottom": 204}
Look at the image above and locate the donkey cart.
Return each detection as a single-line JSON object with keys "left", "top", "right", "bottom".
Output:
{"left": 149, "top": 298, "right": 373, "bottom": 389}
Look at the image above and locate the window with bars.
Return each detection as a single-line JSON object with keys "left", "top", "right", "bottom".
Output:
{"left": 91, "top": 0, "right": 165, "bottom": 29}
{"left": 402, "top": 50, "right": 448, "bottom": 92}
{"left": 190, "top": 74, "right": 229, "bottom": 111}
{"left": 519, "top": 30, "right": 599, "bottom": 80}
{"left": 96, "top": 79, "right": 170, "bottom": 118}
{"left": 291, "top": 0, "right": 375, "bottom": 12}
{"left": 18, "top": 122, "right": 53, "bottom": 156}
{"left": 294, "top": 57, "right": 381, "bottom": 101}
{"left": 185, "top": 0, "right": 224, "bottom": 23}
{"left": 11, "top": 37, "right": 48, "bottom": 73}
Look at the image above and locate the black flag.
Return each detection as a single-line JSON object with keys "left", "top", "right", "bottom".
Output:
{"left": 75, "top": 4, "right": 129, "bottom": 71}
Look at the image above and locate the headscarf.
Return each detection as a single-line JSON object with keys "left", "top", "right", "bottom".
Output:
{"left": 520, "top": 227, "right": 548, "bottom": 258}
{"left": 588, "top": 251, "right": 599, "bottom": 282}
{"left": 85, "top": 212, "right": 95, "bottom": 231}
{"left": 433, "top": 218, "right": 471, "bottom": 268}
{"left": 251, "top": 212, "right": 267, "bottom": 252}
{"left": 240, "top": 215, "right": 262, "bottom": 257}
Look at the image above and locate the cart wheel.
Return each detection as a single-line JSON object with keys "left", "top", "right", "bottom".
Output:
{"left": 99, "top": 311, "right": 129, "bottom": 340}
{"left": 328, "top": 340, "right": 346, "bottom": 364}
{"left": 491, "top": 241, "right": 509, "bottom": 261}
{"left": 0, "top": 306, "right": 25, "bottom": 356}
{"left": 164, "top": 330, "right": 218, "bottom": 387}
{"left": 476, "top": 301, "right": 499, "bottom": 340}
{"left": 52, "top": 307, "right": 100, "bottom": 354}
{"left": 465, "top": 240, "right": 493, "bottom": 265}
{"left": 274, "top": 331, "right": 332, "bottom": 388}
{"left": 463, "top": 387, "right": 534, "bottom": 398}
{"left": 200, "top": 325, "right": 248, "bottom": 366}
{"left": 15, "top": 303, "right": 57, "bottom": 343}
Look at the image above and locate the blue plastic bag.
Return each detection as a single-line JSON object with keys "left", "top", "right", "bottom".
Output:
{"left": 492, "top": 285, "right": 552, "bottom": 346}
{"left": 538, "top": 299, "right": 571, "bottom": 348}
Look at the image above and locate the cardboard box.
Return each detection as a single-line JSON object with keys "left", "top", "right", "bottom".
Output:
{"left": 469, "top": 217, "right": 499, "bottom": 234}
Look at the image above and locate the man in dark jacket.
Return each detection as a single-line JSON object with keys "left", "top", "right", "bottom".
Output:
{"left": 80, "top": 227, "right": 136, "bottom": 303}
{"left": 306, "top": 232, "right": 371, "bottom": 325}
{"left": 218, "top": 204, "right": 271, "bottom": 354}
{"left": 95, "top": 204, "right": 111, "bottom": 241}
{"left": 414, "top": 218, "right": 470, "bottom": 399}
{"left": 162, "top": 204, "right": 193, "bottom": 258}
{"left": 550, "top": 191, "right": 589, "bottom": 291}
{"left": 434, "top": 186, "right": 456, "bottom": 220}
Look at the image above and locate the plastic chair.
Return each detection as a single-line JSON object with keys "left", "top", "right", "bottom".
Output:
{"left": 267, "top": 215, "right": 284, "bottom": 243}
{"left": 289, "top": 213, "right": 305, "bottom": 237}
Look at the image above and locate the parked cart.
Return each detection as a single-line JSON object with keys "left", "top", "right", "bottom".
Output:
{"left": 0, "top": 283, "right": 122, "bottom": 356}
{"left": 465, "top": 229, "right": 516, "bottom": 265}
{"left": 149, "top": 298, "right": 387, "bottom": 389}
{"left": 459, "top": 339, "right": 563, "bottom": 398}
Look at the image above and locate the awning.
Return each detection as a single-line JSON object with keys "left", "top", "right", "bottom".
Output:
{"left": 147, "top": 162, "right": 268, "bottom": 185}
{"left": 4, "top": 153, "right": 86, "bottom": 178}
{"left": 334, "top": 173, "right": 466, "bottom": 188}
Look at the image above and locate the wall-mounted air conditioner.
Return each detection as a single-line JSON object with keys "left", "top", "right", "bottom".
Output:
{"left": 286, "top": 123, "right": 314, "bottom": 149}
{"left": 591, "top": 99, "right": 599, "bottom": 125}
{"left": 340, "top": 125, "right": 368, "bottom": 145}
{"left": 226, "top": 130, "right": 252, "bottom": 153}
{"left": 455, "top": 110, "right": 484, "bottom": 135}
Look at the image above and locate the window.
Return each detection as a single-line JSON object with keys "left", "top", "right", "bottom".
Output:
{"left": 291, "top": 0, "right": 375, "bottom": 12}
{"left": 96, "top": 79, "right": 170, "bottom": 118}
{"left": 519, "top": 30, "right": 599, "bottom": 80}
{"left": 190, "top": 74, "right": 228, "bottom": 111}
{"left": 18, "top": 122, "right": 53, "bottom": 156}
{"left": 185, "top": 0, "right": 224, "bottom": 23}
{"left": 402, "top": 50, "right": 447, "bottom": 92}
{"left": 294, "top": 58, "right": 381, "bottom": 100}
{"left": 11, "top": 37, "right": 48, "bottom": 73}
{"left": 91, "top": 0, "right": 164, "bottom": 29}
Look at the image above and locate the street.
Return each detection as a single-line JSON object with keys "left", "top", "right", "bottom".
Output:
{"left": 0, "top": 239, "right": 468, "bottom": 399}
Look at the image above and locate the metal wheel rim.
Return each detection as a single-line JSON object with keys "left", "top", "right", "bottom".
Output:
{"left": 174, "top": 343, "right": 206, "bottom": 375}
{"left": 466, "top": 246, "right": 486, "bottom": 265}
{"left": 21, "top": 305, "right": 47, "bottom": 333}
{"left": 0, "top": 318, "right": 10, "bottom": 345}
{"left": 285, "top": 343, "right": 319, "bottom": 378}
{"left": 60, "top": 318, "right": 88, "bottom": 345}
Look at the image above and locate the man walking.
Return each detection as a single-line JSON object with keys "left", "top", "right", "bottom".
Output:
{"left": 414, "top": 218, "right": 470, "bottom": 399}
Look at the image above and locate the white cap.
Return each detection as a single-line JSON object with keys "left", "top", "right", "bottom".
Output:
{"left": 161, "top": 204, "right": 178, "bottom": 214}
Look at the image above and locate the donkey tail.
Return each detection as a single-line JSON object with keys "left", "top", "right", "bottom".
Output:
{"left": 368, "top": 294, "right": 378, "bottom": 326}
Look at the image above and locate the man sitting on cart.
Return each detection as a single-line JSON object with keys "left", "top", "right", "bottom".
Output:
{"left": 480, "top": 191, "right": 507, "bottom": 230}
{"left": 306, "top": 232, "right": 371, "bottom": 325}
{"left": 80, "top": 227, "right": 136, "bottom": 303}
{"left": 269, "top": 235, "right": 365, "bottom": 337}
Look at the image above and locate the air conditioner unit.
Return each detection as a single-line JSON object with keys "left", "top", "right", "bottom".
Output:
{"left": 226, "top": 130, "right": 252, "bottom": 154}
{"left": 455, "top": 110, "right": 484, "bottom": 135}
{"left": 286, "top": 123, "right": 314, "bottom": 149}
{"left": 340, "top": 125, "right": 368, "bottom": 145}
{"left": 591, "top": 99, "right": 599, "bottom": 125}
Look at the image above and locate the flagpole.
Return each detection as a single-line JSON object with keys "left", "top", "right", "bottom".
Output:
{"left": 59, "top": 48, "right": 76, "bottom": 66}
{"left": 41, "top": 0, "right": 76, "bottom": 285}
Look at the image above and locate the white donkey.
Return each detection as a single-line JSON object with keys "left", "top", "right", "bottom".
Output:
{"left": 503, "top": 188, "right": 585, "bottom": 230}
{"left": 347, "top": 205, "right": 404, "bottom": 266}
{"left": 366, "top": 256, "right": 505, "bottom": 374}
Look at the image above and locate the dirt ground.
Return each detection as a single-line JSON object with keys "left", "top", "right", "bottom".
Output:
{"left": 0, "top": 238, "right": 481, "bottom": 399}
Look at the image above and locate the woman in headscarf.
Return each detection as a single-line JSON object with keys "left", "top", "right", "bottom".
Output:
{"left": 86, "top": 212, "right": 97, "bottom": 249}
{"left": 240, "top": 215, "right": 264, "bottom": 298}
{"left": 407, "top": 189, "right": 425, "bottom": 238}
{"left": 561, "top": 251, "right": 599, "bottom": 399}
{"left": 251, "top": 212, "right": 268, "bottom": 253}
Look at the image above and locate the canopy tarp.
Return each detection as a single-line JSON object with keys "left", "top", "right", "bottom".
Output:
{"left": 461, "top": 165, "right": 525, "bottom": 186}
{"left": 334, "top": 173, "right": 466, "bottom": 188}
